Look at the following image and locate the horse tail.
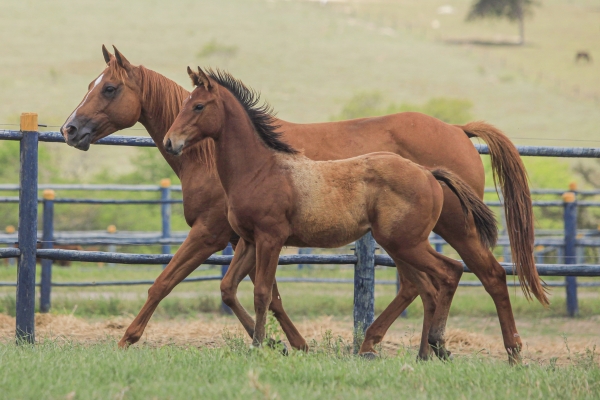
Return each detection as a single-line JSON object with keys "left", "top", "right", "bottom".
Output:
{"left": 457, "top": 121, "right": 548, "bottom": 306}
{"left": 431, "top": 168, "right": 498, "bottom": 251}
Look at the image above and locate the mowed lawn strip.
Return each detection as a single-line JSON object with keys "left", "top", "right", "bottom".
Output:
{"left": 0, "top": 340, "right": 599, "bottom": 400}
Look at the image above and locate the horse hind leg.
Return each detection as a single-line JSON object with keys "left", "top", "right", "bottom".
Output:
{"left": 434, "top": 191, "right": 524, "bottom": 364}
{"left": 358, "top": 264, "right": 420, "bottom": 356}
{"left": 386, "top": 243, "right": 463, "bottom": 361}
{"left": 362, "top": 249, "right": 441, "bottom": 361}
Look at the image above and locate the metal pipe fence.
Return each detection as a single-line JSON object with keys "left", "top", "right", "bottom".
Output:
{"left": 2, "top": 118, "right": 600, "bottom": 343}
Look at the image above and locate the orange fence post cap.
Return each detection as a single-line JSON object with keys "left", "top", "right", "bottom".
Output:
{"left": 160, "top": 178, "right": 171, "bottom": 188}
{"left": 20, "top": 113, "right": 38, "bottom": 131}
{"left": 107, "top": 225, "right": 117, "bottom": 233}
{"left": 5, "top": 225, "right": 16, "bottom": 234}
{"left": 42, "top": 189, "right": 55, "bottom": 200}
{"left": 562, "top": 192, "right": 576, "bottom": 203}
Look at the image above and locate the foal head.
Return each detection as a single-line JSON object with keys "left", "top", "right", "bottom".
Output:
{"left": 165, "top": 67, "right": 296, "bottom": 156}
{"left": 60, "top": 46, "right": 143, "bottom": 150}
{"left": 164, "top": 67, "right": 225, "bottom": 155}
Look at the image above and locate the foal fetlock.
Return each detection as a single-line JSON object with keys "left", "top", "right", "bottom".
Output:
{"left": 428, "top": 340, "right": 452, "bottom": 361}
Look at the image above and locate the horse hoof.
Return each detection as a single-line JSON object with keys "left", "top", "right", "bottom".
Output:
{"left": 267, "top": 339, "right": 288, "bottom": 355}
{"left": 280, "top": 342, "right": 289, "bottom": 356}
{"left": 359, "top": 352, "right": 377, "bottom": 360}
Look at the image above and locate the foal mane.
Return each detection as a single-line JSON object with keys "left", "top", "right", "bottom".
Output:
{"left": 205, "top": 69, "right": 298, "bottom": 154}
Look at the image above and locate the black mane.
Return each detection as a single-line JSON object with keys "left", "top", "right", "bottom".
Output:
{"left": 205, "top": 69, "right": 297, "bottom": 154}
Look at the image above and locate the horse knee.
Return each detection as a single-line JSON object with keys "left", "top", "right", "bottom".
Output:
{"left": 147, "top": 281, "right": 169, "bottom": 302}
{"left": 254, "top": 286, "right": 272, "bottom": 314}
{"left": 220, "top": 281, "right": 237, "bottom": 307}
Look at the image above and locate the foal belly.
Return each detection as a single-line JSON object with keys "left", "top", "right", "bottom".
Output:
{"left": 286, "top": 210, "right": 370, "bottom": 248}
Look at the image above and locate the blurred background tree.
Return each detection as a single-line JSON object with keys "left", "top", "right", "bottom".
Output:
{"left": 466, "top": 0, "right": 539, "bottom": 45}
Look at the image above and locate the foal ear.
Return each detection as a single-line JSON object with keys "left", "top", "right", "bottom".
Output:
{"left": 101, "top": 44, "right": 114, "bottom": 65}
{"left": 187, "top": 66, "right": 201, "bottom": 87}
{"left": 197, "top": 67, "right": 213, "bottom": 90}
{"left": 112, "top": 45, "right": 132, "bottom": 70}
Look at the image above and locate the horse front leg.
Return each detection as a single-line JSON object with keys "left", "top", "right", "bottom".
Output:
{"left": 220, "top": 239, "right": 261, "bottom": 338}
{"left": 252, "top": 236, "right": 284, "bottom": 347}
{"left": 118, "top": 221, "right": 230, "bottom": 348}
{"left": 248, "top": 268, "right": 308, "bottom": 351}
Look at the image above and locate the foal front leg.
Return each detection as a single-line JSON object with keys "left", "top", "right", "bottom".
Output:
{"left": 252, "top": 236, "right": 284, "bottom": 347}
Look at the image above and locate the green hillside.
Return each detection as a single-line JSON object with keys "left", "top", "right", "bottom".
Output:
{"left": 0, "top": 0, "right": 598, "bottom": 179}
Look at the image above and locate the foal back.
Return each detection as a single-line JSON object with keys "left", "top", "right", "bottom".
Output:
{"left": 282, "top": 152, "right": 443, "bottom": 248}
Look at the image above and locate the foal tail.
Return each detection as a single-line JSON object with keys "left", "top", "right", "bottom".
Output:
{"left": 457, "top": 121, "right": 548, "bottom": 306}
{"left": 430, "top": 169, "right": 498, "bottom": 252}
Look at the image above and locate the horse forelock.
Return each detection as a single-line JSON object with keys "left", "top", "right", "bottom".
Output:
{"left": 106, "top": 58, "right": 129, "bottom": 83}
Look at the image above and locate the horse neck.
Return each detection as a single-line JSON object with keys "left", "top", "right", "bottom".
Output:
{"left": 137, "top": 67, "right": 190, "bottom": 176}
{"left": 214, "top": 93, "right": 279, "bottom": 194}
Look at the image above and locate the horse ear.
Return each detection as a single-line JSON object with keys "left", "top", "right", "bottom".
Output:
{"left": 187, "top": 66, "right": 201, "bottom": 87}
{"left": 101, "top": 44, "right": 114, "bottom": 65}
{"left": 112, "top": 45, "right": 131, "bottom": 70}
{"left": 197, "top": 67, "right": 213, "bottom": 90}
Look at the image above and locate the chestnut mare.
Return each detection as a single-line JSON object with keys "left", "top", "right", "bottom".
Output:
{"left": 164, "top": 67, "right": 500, "bottom": 358}
{"left": 60, "top": 46, "right": 546, "bottom": 363}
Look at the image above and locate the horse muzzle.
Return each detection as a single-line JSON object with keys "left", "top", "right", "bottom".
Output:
{"left": 164, "top": 137, "right": 184, "bottom": 156}
{"left": 61, "top": 123, "right": 93, "bottom": 151}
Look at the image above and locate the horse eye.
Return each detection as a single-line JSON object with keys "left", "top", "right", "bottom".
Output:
{"left": 194, "top": 104, "right": 204, "bottom": 112}
{"left": 104, "top": 86, "right": 116, "bottom": 94}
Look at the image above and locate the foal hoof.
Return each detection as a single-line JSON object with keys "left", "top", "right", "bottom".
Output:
{"left": 429, "top": 343, "right": 452, "bottom": 361}
{"left": 359, "top": 352, "right": 378, "bottom": 360}
{"left": 267, "top": 339, "right": 289, "bottom": 356}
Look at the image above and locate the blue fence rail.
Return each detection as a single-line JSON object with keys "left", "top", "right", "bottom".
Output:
{"left": 2, "top": 117, "right": 600, "bottom": 343}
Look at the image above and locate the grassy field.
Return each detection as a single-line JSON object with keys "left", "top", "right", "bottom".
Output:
{"left": 1, "top": 0, "right": 599, "bottom": 180}
{"left": 0, "top": 337, "right": 599, "bottom": 399}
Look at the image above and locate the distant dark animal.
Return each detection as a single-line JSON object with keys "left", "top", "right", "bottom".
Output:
{"left": 575, "top": 51, "right": 592, "bottom": 63}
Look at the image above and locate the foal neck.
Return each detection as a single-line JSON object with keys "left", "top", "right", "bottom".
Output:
{"left": 214, "top": 90, "right": 284, "bottom": 194}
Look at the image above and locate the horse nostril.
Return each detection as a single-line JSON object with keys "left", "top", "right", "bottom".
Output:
{"left": 165, "top": 138, "right": 172, "bottom": 151}
{"left": 65, "top": 125, "right": 77, "bottom": 136}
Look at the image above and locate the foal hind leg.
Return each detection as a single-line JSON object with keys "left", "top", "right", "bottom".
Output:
{"left": 359, "top": 263, "right": 438, "bottom": 361}
{"left": 385, "top": 243, "right": 463, "bottom": 361}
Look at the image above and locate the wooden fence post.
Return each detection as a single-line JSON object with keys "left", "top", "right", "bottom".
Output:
{"left": 16, "top": 113, "right": 38, "bottom": 343}
{"left": 353, "top": 232, "right": 375, "bottom": 352}
{"left": 563, "top": 185, "right": 578, "bottom": 317}
{"left": 40, "top": 189, "right": 55, "bottom": 313}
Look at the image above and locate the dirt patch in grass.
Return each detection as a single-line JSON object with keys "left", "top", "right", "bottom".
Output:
{"left": 1, "top": 313, "right": 598, "bottom": 366}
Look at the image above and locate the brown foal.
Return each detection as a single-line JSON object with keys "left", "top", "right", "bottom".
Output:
{"left": 164, "top": 67, "right": 499, "bottom": 357}
{"left": 60, "top": 46, "right": 546, "bottom": 363}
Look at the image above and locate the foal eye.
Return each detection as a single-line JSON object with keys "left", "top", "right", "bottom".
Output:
{"left": 194, "top": 104, "right": 205, "bottom": 111}
{"left": 104, "top": 86, "right": 116, "bottom": 94}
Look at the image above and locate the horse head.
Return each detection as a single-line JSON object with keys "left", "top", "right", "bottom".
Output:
{"left": 60, "top": 45, "right": 143, "bottom": 150}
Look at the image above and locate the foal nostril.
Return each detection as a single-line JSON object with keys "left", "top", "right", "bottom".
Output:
{"left": 65, "top": 125, "right": 77, "bottom": 136}
{"left": 165, "top": 138, "right": 173, "bottom": 152}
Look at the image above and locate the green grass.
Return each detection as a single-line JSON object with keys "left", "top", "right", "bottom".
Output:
{"left": 0, "top": 337, "right": 598, "bottom": 399}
